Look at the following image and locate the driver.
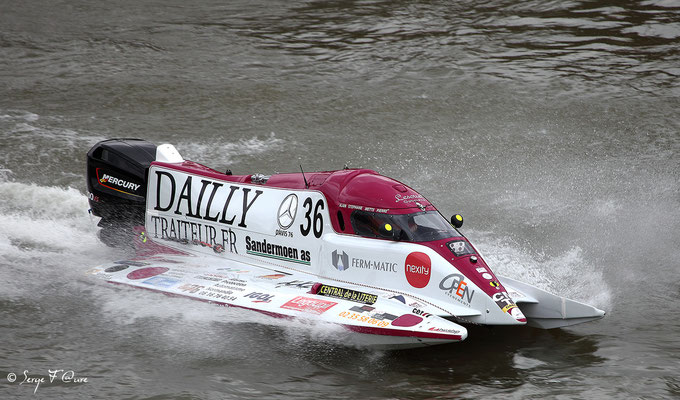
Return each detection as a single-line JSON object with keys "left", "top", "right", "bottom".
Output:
{"left": 401, "top": 216, "right": 418, "bottom": 241}
{"left": 408, "top": 217, "right": 418, "bottom": 234}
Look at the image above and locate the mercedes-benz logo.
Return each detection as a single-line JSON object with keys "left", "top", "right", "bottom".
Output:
{"left": 277, "top": 194, "right": 298, "bottom": 229}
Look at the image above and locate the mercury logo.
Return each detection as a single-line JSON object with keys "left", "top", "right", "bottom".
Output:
{"left": 101, "top": 174, "right": 141, "bottom": 191}
{"left": 405, "top": 252, "right": 431, "bottom": 288}
{"left": 97, "top": 169, "right": 141, "bottom": 193}
{"left": 277, "top": 194, "right": 298, "bottom": 230}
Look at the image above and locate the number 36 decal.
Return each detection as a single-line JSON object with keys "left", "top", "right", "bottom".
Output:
{"left": 300, "top": 198, "right": 324, "bottom": 238}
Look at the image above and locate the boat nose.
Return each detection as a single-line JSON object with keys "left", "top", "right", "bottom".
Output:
{"left": 510, "top": 306, "right": 527, "bottom": 324}
{"left": 489, "top": 290, "right": 527, "bottom": 325}
{"left": 459, "top": 326, "right": 469, "bottom": 341}
{"left": 495, "top": 302, "right": 527, "bottom": 325}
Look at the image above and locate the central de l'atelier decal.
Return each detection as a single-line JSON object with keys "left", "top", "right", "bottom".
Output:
{"left": 153, "top": 171, "right": 263, "bottom": 228}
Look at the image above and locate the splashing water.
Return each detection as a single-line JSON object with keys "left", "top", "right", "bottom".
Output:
{"left": 470, "top": 229, "right": 612, "bottom": 310}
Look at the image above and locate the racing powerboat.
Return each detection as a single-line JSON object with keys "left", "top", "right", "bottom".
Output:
{"left": 86, "top": 138, "right": 605, "bottom": 349}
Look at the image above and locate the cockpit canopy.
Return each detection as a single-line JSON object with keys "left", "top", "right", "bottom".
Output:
{"left": 336, "top": 171, "right": 433, "bottom": 212}
{"left": 350, "top": 210, "right": 462, "bottom": 242}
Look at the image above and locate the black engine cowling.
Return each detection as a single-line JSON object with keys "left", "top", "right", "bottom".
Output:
{"left": 86, "top": 138, "right": 156, "bottom": 246}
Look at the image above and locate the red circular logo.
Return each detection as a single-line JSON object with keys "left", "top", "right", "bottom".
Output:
{"left": 126, "top": 267, "right": 169, "bottom": 280}
{"left": 405, "top": 252, "right": 431, "bottom": 288}
{"left": 391, "top": 314, "right": 424, "bottom": 327}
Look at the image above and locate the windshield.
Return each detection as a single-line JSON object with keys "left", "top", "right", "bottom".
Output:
{"left": 350, "top": 210, "right": 462, "bottom": 242}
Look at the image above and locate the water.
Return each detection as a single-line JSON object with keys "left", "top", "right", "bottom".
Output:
{"left": 1, "top": 0, "right": 679, "bottom": 398}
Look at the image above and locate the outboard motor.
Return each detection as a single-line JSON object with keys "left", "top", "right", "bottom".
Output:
{"left": 86, "top": 138, "right": 156, "bottom": 246}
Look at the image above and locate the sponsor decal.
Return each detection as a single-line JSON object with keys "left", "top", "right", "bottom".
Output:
{"left": 391, "top": 314, "right": 423, "bottom": 327}
{"left": 390, "top": 295, "right": 406, "bottom": 304}
{"left": 411, "top": 308, "right": 432, "bottom": 318}
{"left": 394, "top": 194, "right": 425, "bottom": 204}
{"left": 243, "top": 292, "right": 275, "bottom": 303}
{"left": 350, "top": 305, "right": 375, "bottom": 313}
{"left": 277, "top": 194, "right": 298, "bottom": 231}
{"left": 198, "top": 285, "right": 238, "bottom": 302}
{"left": 446, "top": 240, "right": 475, "bottom": 257}
{"left": 314, "top": 284, "right": 377, "bottom": 305}
{"left": 87, "top": 190, "right": 100, "bottom": 202}
{"left": 196, "top": 276, "right": 246, "bottom": 299}
{"left": 281, "top": 296, "right": 337, "bottom": 315}
{"left": 127, "top": 267, "right": 169, "bottom": 280}
{"left": 202, "top": 287, "right": 234, "bottom": 296}
{"left": 97, "top": 168, "right": 142, "bottom": 196}
{"left": 162, "top": 269, "right": 188, "bottom": 279}
{"left": 338, "top": 310, "right": 391, "bottom": 327}
{"left": 331, "top": 250, "right": 349, "bottom": 271}
{"left": 338, "top": 203, "right": 389, "bottom": 213}
{"left": 152, "top": 170, "right": 263, "bottom": 229}
{"left": 105, "top": 265, "right": 129, "bottom": 273}
{"left": 148, "top": 215, "right": 237, "bottom": 254}
{"left": 195, "top": 274, "right": 228, "bottom": 282}
{"left": 142, "top": 276, "right": 180, "bottom": 288}
{"left": 405, "top": 252, "right": 431, "bottom": 288}
{"left": 349, "top": 305, "right": 398, "bottom": 321}
{"left": 256, "top": 273, "right": 288, "bottom": 280}
{"left": 213, "top": 277, "right": 248, "bottom": 292}
{"left": 338, "top": 305, "right": 399, "bottom": 327}
{"left": 217, "top": 267, "right": 250, "bottom": 273}
{"left": 510, "top": 307, "right": 525, "bottom": 320}
{"left": 439, "top": 273, "right": 475, "bottom": 304}
{"left": 246, "top": 236, "right": 311, "bottom": 265}
{"left": 428, "top": 326, "right": 461, "bottom": 334}
{"left": 474, "top": 265, "right": 501, "bottom": 289}
{"left": 501, "top": 304, "right": 515, "bottom": 313}
{"left": 492, "top": 292, "right": 518, "bottom": 314}
{"left": 275, "top": 280, "right": 316, "bottom": 290}
{"left": 178, "top": 283, "right": 204, "bottom": 294}
{"left": 351, "top": 257, "right": 397, "bottom": 272}
{"left": 334, "top": 250, "right": 397, "bottom": 273}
